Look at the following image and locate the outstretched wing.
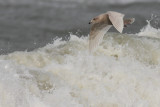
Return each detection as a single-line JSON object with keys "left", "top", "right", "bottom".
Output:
{"left": 107, "top": 11, "right": 124, "bottom": 33}
{"left": 89, "top": 25, "right": 112, "bottom": 53}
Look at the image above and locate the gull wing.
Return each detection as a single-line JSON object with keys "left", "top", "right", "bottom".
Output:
{"left": 89, "top": 25, "right": 112, "bottom": 53}
{"left": 107, "top": 11, "right": 124, "bottom": 33}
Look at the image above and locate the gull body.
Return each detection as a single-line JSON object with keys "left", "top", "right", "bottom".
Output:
{"left": 89, "top": 11, "right": 135, "bottom": 52}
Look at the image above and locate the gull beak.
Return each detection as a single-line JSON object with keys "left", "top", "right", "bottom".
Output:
{"left": 89, "top": 20, "right": 92, "bottom": 24}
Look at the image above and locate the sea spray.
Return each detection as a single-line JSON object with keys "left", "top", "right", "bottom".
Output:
{"left": 1, "top": 23, "right": 160, "bottom": 106}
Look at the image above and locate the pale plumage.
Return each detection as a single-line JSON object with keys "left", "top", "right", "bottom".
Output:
{"left": 107, "top": 11, "right": 124, "bottom": 33}
{"left": 88, "top": 11, "right": 135, "bottom": 53}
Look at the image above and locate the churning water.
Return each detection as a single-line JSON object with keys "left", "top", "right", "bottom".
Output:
{"left": 1, "top": 22, "right": 160, "bottom": 106}
{"left": 1, "top": 0, "right": 160, "bottom": 107}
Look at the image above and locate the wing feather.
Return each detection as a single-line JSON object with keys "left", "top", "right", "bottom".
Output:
{"left": 107, "top": 11, "right": 124, "bottom": 33}
{"left": 89, "top": 25, "right": 112, "bottom": 53}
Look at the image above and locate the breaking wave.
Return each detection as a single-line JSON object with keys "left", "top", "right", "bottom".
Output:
{"left": 1, "top": 22, "right": 160, "bottom": 107}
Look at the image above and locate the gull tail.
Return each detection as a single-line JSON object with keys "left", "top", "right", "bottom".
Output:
{"left": 124, "top": 18, "right": 135, "bottom": 27}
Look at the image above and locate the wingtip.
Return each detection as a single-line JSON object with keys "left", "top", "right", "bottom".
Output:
{"left": 116, "top": 27, "right": 123, "bottom": 33}
{"left": 118, "top": 30, "right": 123, "bottom": 33}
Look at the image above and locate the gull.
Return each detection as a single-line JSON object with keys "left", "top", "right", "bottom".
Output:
{"left": 88, "top": 11, "right": 135, "bottom": 52}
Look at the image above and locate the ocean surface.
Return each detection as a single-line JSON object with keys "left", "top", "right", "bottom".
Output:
{"left": 1, "top": 0, "right": 160, "bottom": 107}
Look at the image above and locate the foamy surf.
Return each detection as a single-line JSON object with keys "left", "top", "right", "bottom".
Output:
{"left": 138, "top": 20, "right": 160, "bottom": 38}
{"left": 1, "top": 23, "right": 160, "bottom": 107}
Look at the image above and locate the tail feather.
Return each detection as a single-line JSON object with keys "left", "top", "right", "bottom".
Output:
{"left": 124, "top": 18, "right": 135, "bottom": 27}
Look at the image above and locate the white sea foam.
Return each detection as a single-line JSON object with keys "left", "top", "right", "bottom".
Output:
{"left": 1, "top": 23, "right": 160, "bottom": 107}
{"left": 138, "top": 20, "right": 160, "bottom": 38}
